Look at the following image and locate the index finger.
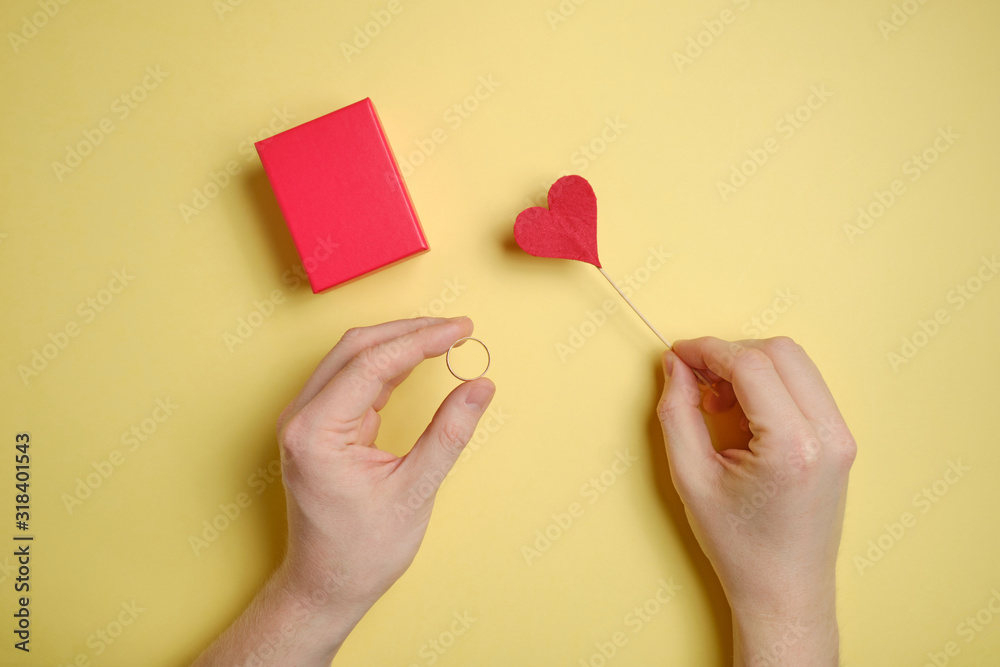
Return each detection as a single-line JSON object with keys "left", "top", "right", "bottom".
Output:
{"left": 672, "top": 337, "right": 808, "bottom": 440}
{"left": 301, "top": 318, "right": 474, "bottom": 428}
{"left": 289, "top": 317, "right": 461, "bottom": 413}
{"left": 735, "top": 337, "right": 848, "bottom": 433}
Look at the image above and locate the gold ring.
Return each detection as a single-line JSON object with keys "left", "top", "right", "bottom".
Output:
{"left": 446, "top": 337, "right": 490, "bottom": 381}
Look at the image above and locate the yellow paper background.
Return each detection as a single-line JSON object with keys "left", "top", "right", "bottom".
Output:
{"left": 1, "top": 0, "right": 999, "bottom": 665}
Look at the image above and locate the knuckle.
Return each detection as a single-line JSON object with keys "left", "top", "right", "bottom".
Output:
{"left": 655, "top": 398, "right": 672, "bottom": 423}
{"left": 278, "top": 413, "right": 312, "bottom": 459}
{"left": 656, "top": 396, "right": 684, "bottom": 424}
{"left": 722, "top": 338, "right": 743, "bottom": 358}
{"left": 656, "top": 386, "right": 701, "bottom": 425}
{"left": 438, "top": 422, "right": 471, "bottom": 455}
{"left": 357, "top": 346, "right": 380, "bottom": 368}
{"left": 350, "top": 347, "right": 384, "bottom": 379}
{"left": 340, "top": 326, "right": 365, "bottom": 346}
{"left": 733, "top": 347, "right": 774, "bottom": 373}
{"left": 332, "top": 328, "right": 370, "bottom": 364}
{"left": 814, "top": 418, "right": 858, "bottom": 470}
{"left": 839, "top": 434, "right": 858, "bottom": 470}
{"left": 783, "top": 426, "right": 823, "bottom": 473}
{"left": 762, "top": 336, "right": 803, "bottom": 358}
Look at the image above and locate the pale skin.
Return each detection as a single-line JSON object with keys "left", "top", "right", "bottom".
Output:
{"left": 660, "top": 336, "right": 856, "bottom": 666}
{"left": 191, "top": 318, "right": 855, "bottom": 666}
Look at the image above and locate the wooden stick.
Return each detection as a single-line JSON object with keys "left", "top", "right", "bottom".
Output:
{"left": 597, "top": 266, "right": 718, "bottom": 395}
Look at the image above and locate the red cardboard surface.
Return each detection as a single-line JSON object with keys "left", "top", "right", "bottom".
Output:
{"left": 514, "top": 175, "right": 602, "bottom": 268}
{"left": 256, "top": 98, "right": 429, "bottom": 293}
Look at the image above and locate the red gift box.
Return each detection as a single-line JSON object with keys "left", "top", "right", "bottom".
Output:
{"left": 255, "top": 98, "right": 429, "bottom": 293}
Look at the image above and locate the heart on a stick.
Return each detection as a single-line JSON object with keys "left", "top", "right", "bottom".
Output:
{"left": 513, "top": 175, "right": 601, "bottom": 268}
{"left": 511, "top": 174, "right": 719, "bottom": 394}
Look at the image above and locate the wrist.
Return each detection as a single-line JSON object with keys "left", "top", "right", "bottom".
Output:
{"left": 191, "top": 562, "right": 365, "bottom": 667}
{"left": 272, "top": 559, "right": 369, "bottom": 652}
{"left": 731, "top": 594, "right": 839, "bottom": 667}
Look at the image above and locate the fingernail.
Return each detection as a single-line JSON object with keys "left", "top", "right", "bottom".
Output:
{"left": 664, "top": 352, "right": 674, "bottom": 377}
{"left": 447, "top": 316, "right": 468, "bottom": 323}
{"left": 464, "top": 381, "right": 495, "bottom": 410}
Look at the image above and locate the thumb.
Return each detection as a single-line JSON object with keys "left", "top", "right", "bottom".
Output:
{"left": 402, "top": 378, "right": 496, "bottom": 495}
{"left": 657, "top": 351, "right": 716, "bottom": 497}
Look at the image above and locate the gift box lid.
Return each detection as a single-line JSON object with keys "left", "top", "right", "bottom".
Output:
{"left": 256, "top": 98, "right": 429, "bottom": 293}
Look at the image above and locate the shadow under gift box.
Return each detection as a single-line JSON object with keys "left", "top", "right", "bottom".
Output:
{"left": 255, "top": 97, "right": 430, "bottom": 293}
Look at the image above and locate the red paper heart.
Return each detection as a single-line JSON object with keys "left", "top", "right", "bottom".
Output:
{"left": 514, "top": 175, "right": 601, "bottom": 268}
